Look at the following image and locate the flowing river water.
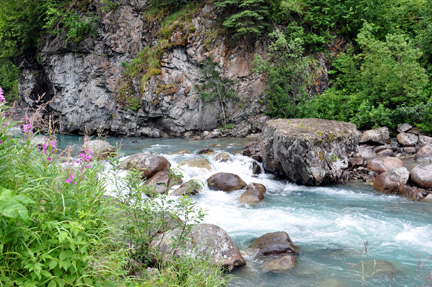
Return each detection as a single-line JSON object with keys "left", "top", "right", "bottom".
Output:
{"left": 57, "top": 135, "right": 432, "bottom": 287}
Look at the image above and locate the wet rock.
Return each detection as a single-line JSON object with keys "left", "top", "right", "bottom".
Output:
{"left": 424, "top": 194, "right": 432, "bottom": 202}
{"left": 353, "top": 260, "right": 398, "bottom": 276}
{"left": 366, "top": 157, "right": 404, "bottom": 175}
{"left": 239, "top": 183, "right": 266, "bottom": 204}
{"left": 150, "top": 223, "right": 246, "bottom": 271}
{"left": 83, "top": 140, "right": 115, "bottom": 160}
{"left": 414, "top": 145, "right": 432, "bottom": 160}
{"left": 360, "top": 127, "right": 389, "bottom": 145}
{"left": 397, "top": 123, "right": 412, "bottom": 133}
{"left": 180, "top": 158, "right": 211, "bottom": 170}
{"left": 400, "top": 185, "right": 426, "bottom": 201}
{"left": 260, "top": 119, "right": 360, "bottom": 185}
{"left": 250, "top": 231, "right": 300, "bottom": 256}
{"left": 197, "top": 148, "right": 215, "bottom": 155}
{"left": 403, "top": 147, "right": 417, "bottom": 154}
{"left": 242, "top": 141, "right": 262, "bottom": 159}
{"left": 119, "top": 151, "right": 171, "bottom": 179}
{"left": 207, "top": 172, "right": 247, "bottom": 191}
{"left": 359, "top": 146, "right": 377, "bottom": 161}
{"left": 214, "top": 152, "right": 232, "bottom": 162}
{"left": 373, "top": 167, "right": 409, "bottom": 194}
{"left": 262, "top": 255, "right": 296, "bottom": 273}
{"left": 144, "top": 171, "right": 170, "bottom": 195}
{"left": 410, "top": 164, "right": 432, "bottom": 188}
{"left": 397, "top": 133, "right": 418, "bottom": 147}
{"left": 171, "top": 180, "right": 202, "bottom": 196}
{"left": 252, "top": 161, "right": 262, "bottom": 175}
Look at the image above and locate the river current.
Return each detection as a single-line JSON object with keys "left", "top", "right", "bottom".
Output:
{"left": 57, "top": 135, "right": 432, "bottom": 287}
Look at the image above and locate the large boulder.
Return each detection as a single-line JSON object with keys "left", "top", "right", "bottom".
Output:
{"left": 260, "top": 119, "right": 360, "bottom": 185}
{"left": 83, "top": 140, "right": 115, "bottom": 160}
{"left": 119, "top": 151, "right": 170, "bottom": 179}
{"left": 366, "top": 157, "right": 404, "bottom": 175}
{"left": 207, "top": 172, "right": 247, "bottom": 191}
{"left": 214, "top": 152, "right": 232, "bottom": 162}
{"left": 373, "top": 167, "right": 409, "bottom": 194}
{"left": 414, "top": 145, "right": 432, "bottom": 160}
{"left": 360, "top": 127, "right": 389, "bottom": 145}
{"left": 150, "top": 223, "right": 246, "bottom": 271}
{"left": 250, "top": 231, "right": 300, "bottom": 256}
{"left": 397, "top": 133, "right": 418, "bottom": 147}
{"left": 144, "top": 171, "right": 170, "bottom": 195}
{"left": 239, "top": 183, "right": 266, "bottom": 204}
{"left": 410, "top": 164, "right": 432, "bottom": 188}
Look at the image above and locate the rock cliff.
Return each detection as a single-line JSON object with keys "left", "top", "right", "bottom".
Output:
{"left": 14, "top": 1, "right": 270, "bottom": 137}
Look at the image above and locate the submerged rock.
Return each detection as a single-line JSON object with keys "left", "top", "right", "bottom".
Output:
{"left": 196, "top": 148, "right": 215, "bottom": 155}
{"left": 262, "top": 255, "right": 296, "bottom": 273}
{"left": 260, "top": 119, "right": 360, "bottom": 185}
{"left": 150, "top": 223, "right": 246, "bottom": 271}
{"left": 119, "top": 151, "right": 170, "bottom": 179}
{"left": 207, "top": 172, "right": 246, "bottom": 191}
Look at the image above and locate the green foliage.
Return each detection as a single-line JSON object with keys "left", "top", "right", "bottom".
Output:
{"left": 0, "top": 59, "right": 18, "bottom": 102}
{"left": 253, "top": 28, "right": 309, "bottom": 118}
{"left": 212, "top": 0, "right": 271, "bottom": 39}
{"left": 0, "top": 96, "right": 228, "bottom": 286}
{"left": 197, "top": 57, "right": 237, "bottom": 126}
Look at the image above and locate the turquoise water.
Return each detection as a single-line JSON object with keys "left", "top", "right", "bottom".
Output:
{"left": 57, "top": 135, "right": 432, "bottom": 286}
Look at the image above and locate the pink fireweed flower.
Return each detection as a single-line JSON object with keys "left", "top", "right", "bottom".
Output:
{"left": 47, "top": 157, "right": 53, "bottom": 162}
{"left": 65, "top": 173, "right": 74, "bottom": 184}
{"left": 0, "top": 86, "right": 5, "bottom": 104}
{"left": 22, "top": 115, "right": 33, "bottom": 135}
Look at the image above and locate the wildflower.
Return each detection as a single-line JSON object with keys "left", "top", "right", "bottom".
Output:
{"left": 0, "top": 86, "right": 5, "bottom": 104}
{"left": 65, "top": 173, "right": 74, "bottom": 184}
{"left": 23, "top": 115, "right": 33, "bottom": 135}
{"left": 0, "top": 140, "right": 2, "bottom": 144}
{"left": 47, "top": 157, "right": 53, "bottom": 162}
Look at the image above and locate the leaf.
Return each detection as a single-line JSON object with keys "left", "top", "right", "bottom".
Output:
{"left": 47, "top": 279, "right": 57, "bottom": 287}
{"left": 48, "top": 260, "right": 57, "bottom": 270}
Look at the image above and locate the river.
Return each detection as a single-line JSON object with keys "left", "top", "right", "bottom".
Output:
{"left": 57, "top": 134, "right": 432, "bottom": 287}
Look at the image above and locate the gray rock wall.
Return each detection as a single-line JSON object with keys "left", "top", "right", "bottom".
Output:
{"left": 15, "top": 1, "right": 268, "bottom": 137}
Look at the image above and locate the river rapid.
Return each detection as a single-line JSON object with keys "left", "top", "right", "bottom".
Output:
{"left": 58, "top": 135, "right": 432, "bottom": 287}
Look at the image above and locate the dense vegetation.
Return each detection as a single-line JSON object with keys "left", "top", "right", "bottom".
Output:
{"left": 0, "top": 92, "right": 227, "bottom": 286}
{"left": 1, "top": 0, "right": 432, "bottom": 131}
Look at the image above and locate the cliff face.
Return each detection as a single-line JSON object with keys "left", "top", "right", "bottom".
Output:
{"left": 15, "top": 1, "right": 270, "bottom": 137}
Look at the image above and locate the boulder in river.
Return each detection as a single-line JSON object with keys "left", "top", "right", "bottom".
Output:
{"left": 83, "top": 140, "right": 115, "bottom": 160}
{"left": 207, "top": 172, "right": 247, "bottom": 191}
{"left": 410, "top": 164, "right": 432, "bottom": 188}
{"left": 373, "top": 167, "right": 409, "bottom": 194}
{"left": 180, "top": 158, "right": 211, "bottom": 170}
{"left": 239, "top": 183, "right": 266, "bottom": 204}
{"left": 197, "top": 148, "right": 215, "bottom": 155}
{"left": 144, "top": 171, "right": 171, "bottom": 195}
{"left": 171, "top": 180, "right": 202, "bottom": 196}
{"left": 366, "top": 157, "right": 404, "bottom": 175}
{"left": 119, "top": 151, "right": 171, "bottom": 179}
{"left": 250, "top": 231, "right": 300, "bottom": 256}
{"left": 260, "top": 119, "right": 360, "bottom": 185}
{"left": 214, "top": 152, "right": 232, "bottom": 162}
{"left": 360, "top": 127, "right": 390, "bottom": 145}
{"left": 150, "top": 223, "right": 246, "bottom": 271}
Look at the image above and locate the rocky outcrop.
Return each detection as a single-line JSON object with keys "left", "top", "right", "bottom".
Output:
{"left": 119, "top": 151, "right": 170, "bottom": 178}
{"left": 260, "top": 119, "right": 361, "bottom": 185}
{"left": 207, "top": 172, "right": 247, "bottom": 191}
{"left": 14, "top": 1, "right": 270, "bottom": 137}
{"left": 150, "top": 223, "right": 246, "bottom": 271}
